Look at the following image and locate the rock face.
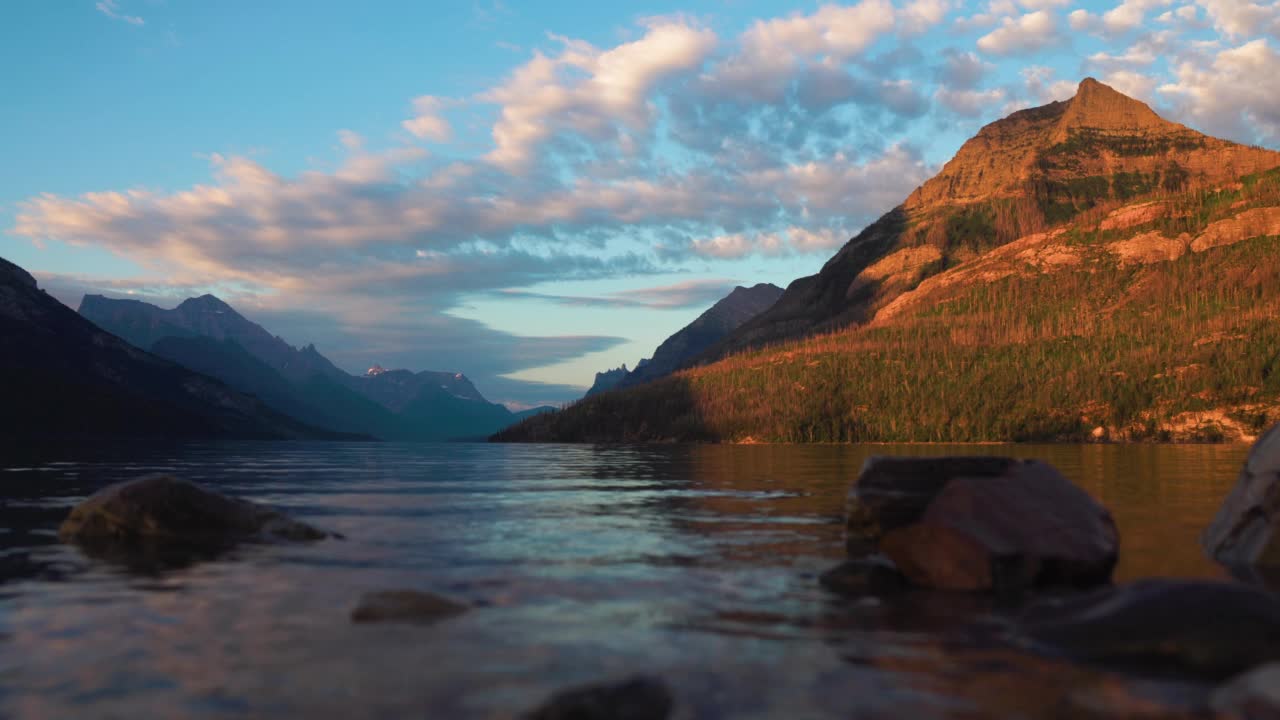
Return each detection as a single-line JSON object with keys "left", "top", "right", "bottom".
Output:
{"left": 59, "top": 475, "right": 331, "bottom": 551}
{"left": 586, "top": 365, "right": 631, "bottom": 397}
{"left": 1020, "top": 579, "right": 1280, "bottom": 679}
{"left": 1204, "top": 423, "right": 1280, "bottom": 567}
{"left": 350, "top": 590, "right": 468, "bottom": 625}
{"left": 847, "top": 457, "right": 1118, "bottom": 592}
{"left": 1212, "top": 663, "right": 1280, "bottom": 719}
{"left": 524, "top": 676, "right": 673, "bottom": 720}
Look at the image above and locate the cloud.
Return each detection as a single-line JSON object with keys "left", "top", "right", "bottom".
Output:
{"left": 402, "top": 96, "right": 453, "bottom": 142}
{"left": 480, "top": 18, "right": 717, "bottom": 171}
{"left": 936, "top": 86, "right": 1008, "bottom": 116}
{"left": 96, "top": 0, "right": 144, "bottom": 25}
{"left": 936, "top": 49, "right": 993, "bottom": 89}
{"left": 977, "top": 10, "right": 1063, "bottom": 55}
{"left": 1195, "top": 0, "right": 1280, "bottom": 39}
{"left": 1070, "top": 0, "right": 1175, "bottom": 35}
{"left": 1158, "top": 38, "right": 1280, "bottom": 142}
{"left": 497, "top": 278, "right": 741, "bottom": 310}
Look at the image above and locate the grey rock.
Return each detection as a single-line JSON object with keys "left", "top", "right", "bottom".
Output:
{"left": 1204, "top": 423, "right": 1280, "bottom": 567}
{"left": 525, "top": 676, "right": 673, "bottom": 720}
{"left": 59, "top": 475, "right": 333, "bottom": 552}
{"left": 1020, "top": 579, "right": 1280, "bottom": 679}
{"left": 1212, "top": 663, "right": 1280, "bottom": 719}
{"left": 350, "top": 590, "right": 468, "bottom": 625}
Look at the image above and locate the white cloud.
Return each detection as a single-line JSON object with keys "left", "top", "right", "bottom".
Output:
{"left": 977, "top": 11, "right": 1062, "bottom": 55}
{"left": 1159, "top": 38, "right": 1280, "bottom": 141}
{"left": 1071, "top": 0, "right": 1176, "bottom": 34}
{"left": 936, "top": 87, "right": 1009, "bottom": 116}
{"left": 1195, "top": 0, "right": 1280, "bottom": 38}
{"left": 96, "top": 0, "right": 143, "bottom": 25}
{"left": 481, "top": 19, "right": 717, "bottom": 170}
{"left": 402, "top": 96, "right": 453, "bottom": 142}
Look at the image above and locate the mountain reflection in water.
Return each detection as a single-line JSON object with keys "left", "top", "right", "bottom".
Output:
{"left": 0, "top": 442, "right": 1247, "bottom": 718}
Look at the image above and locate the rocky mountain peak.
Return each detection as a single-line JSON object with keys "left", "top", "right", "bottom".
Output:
{"left": 178, "top": 294, "right": 237, "bottom": 314}
{"left": 905, "top": 78, "right": 1278, "bottom": 213}
{"left": 1055, "top": 77, "right": 1167, "bottom": 138}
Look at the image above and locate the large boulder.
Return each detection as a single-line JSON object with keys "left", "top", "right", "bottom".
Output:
{"left": 848, "top": 457, "right": 1118, "bottom": 592}
{"left": 845, "top": 456, "right": 1018, "bottom": 554}
{"left": 1204, "top": 423, "right": 1280, "bottom": 567}
{"left": 59, "top": 475, "right": 333, "bottom": 552}
{"left": 524, "top": 676, "right": 673, "bottom": 720}
{"left": 1020, "top": 579, "right": 1280, "bottom": 679}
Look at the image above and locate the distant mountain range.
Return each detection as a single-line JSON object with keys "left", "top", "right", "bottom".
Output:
{"left": 0, "top": 257, "right": 343, "bottom": 441}
{"left": 79, "top": 293, "right": 522, "bottom": 441}
{"left": 583, "top": 283, "right": 784, "bottom": 395}
{"left": 496, "top": 78, "right": 1280, "bottom": 444}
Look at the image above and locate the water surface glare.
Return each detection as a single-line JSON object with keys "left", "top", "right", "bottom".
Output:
{"left": 0, "top": 442, "right": 1249, "bottom": 718}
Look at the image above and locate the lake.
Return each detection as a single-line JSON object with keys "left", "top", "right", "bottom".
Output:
{"left": 0, "top": 442, "right": 1251, "bottom": 718}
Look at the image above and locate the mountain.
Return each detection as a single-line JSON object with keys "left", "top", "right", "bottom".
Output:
{"left": 580, "top": 283, "right": 784, "bottom": 397}
{"left": 619, "top": 283, "right": 783, "bottom": 386}
{"left": 81, "top": 295, "right": 518, "bottom": 440}
{"left": 0, "top": 257, "right": 341, "bottom": 442}
{"left": 586, "top": 365, "right": 632, "bottom": 397}
{"left": 495, "top": 78, "right": 1280, "bottom": 444}
{"left": 80, "top": 294, "right": 347, "bottom": 385}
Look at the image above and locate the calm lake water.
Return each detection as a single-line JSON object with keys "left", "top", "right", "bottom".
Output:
{"left": 0, "top": 442, "right": 1251, "bottom": 718}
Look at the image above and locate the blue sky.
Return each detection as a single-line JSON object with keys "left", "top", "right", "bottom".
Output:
{"left": 3, "top": 0, "right": 1278, "bottom": 407}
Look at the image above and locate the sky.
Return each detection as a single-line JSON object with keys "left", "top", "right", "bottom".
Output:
{"left": 2, "top": 0, "right": 1278, "bottom": 408}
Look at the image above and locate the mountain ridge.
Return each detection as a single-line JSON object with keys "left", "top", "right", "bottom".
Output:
{"left": 80, "top": 294, "right": 518, "bottom": 440}
{"left": 0, "top": 256, "right": 346, "bottom": 442}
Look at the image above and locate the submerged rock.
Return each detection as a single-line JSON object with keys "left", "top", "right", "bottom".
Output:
{"left": 1212, "top": 663, "right": 1280, "bottom": 719}
{"left": 350, "top": 590, "right": 468, "bottom": 625}
{"left": 524, "top": 676, "right": 673, "bottom": 720}
{"left": 818, "top": 558, "right": 909, "bottom": 597}
{"left": 59, "top": 475, "right": 333, "bottom": 553}
{"left": 1204, "top": 423, "right": 1280, "bottom": 567}
{"left": 1020, "top": 579, "right": 1280, "bottom": 679}
{"left": 847, "top": 457, "right": 1117, "bottom": 592}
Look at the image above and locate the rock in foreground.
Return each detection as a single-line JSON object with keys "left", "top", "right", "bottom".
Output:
{"left": 1212, "top": 663, "right": 1280, "bottom": 719}
{"left": 59, "top": 475, "right": 332, "bottom": 552}
{"left": 524, "top": 676, "right": 673, "bottom": 720}
{"left": 1204, "top": 423, "right": 1280, "bottom": 567}
{"left": 849, "top": 457, "right": 1118, "bottom": 592}
{"left": 350, "top": 590, "right": 468, "bottom": 625}
{"left": 1020, "top": 579, "right": 1280, "bottom": 679}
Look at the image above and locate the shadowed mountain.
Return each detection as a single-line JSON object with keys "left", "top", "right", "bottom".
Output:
{"left": 586, "top": 365, "right": 632, "bottom": 397}
{"left": 0, "top": 257, "right": 342, "bottom": 442}
{"left": 496, "top": 78, "right": 1280, "bottom": 444}
{"left": 581, "top": 283, "right": 783, "bottom": 396}
{"left": 81, "top": 296, "right": 518, "bottom": 441}
{"left": 620, "top": 283, "right": 784, "bottom": 387}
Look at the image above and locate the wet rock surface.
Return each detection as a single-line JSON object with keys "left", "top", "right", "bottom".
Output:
{"left": 1212, "top": 663, "right": 1280, "bottom": 719}
{"left": 845, "top": 456, "right": 1019, "bottom": 554}
{"left": 524, "top": 676, "right": 673, "bottom": 720}
{"left": 350, "top": 590, "right": 469, "bottom": 625}
{"left": 1019, "top": 579, "right": 1280, "bottom": 679}
{"left": 1204, "top": 422, "right": 1280, "bottom": 567}
{"left": 59, "top": 475, "right": 333, "bottom": 554}
{"left": 847, "top": 457, "right": 1118, "bottom": 592}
